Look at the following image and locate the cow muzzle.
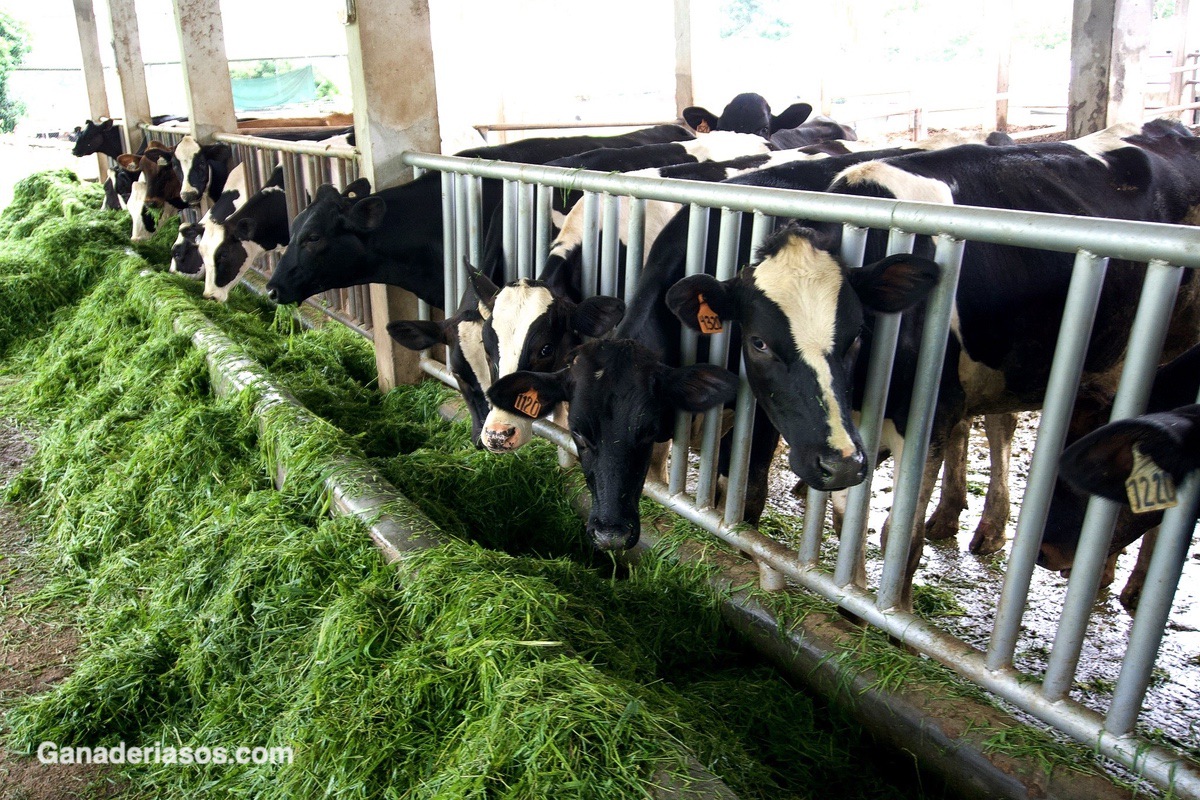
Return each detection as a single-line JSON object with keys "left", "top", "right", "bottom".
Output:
{"left": 588, "top": 519, "right": 640, "bottom": 552}
{"left": 789, "top": 446, "right": 867, "bottom": 492}
{"left": 179, "top": 189, "right": 200, "bottom": 206}
{"left": 481, "top": 424, "right": 522, "bottom": 453}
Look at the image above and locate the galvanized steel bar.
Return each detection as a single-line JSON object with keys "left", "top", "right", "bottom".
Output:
{"left": 723, "top": 211, "right": 773, "bottom": 526}
{"left": 669, "top": 203, "right": 710, "bottom": 496}
{"left": 835, "top": 228, "right": 915, "bottom": 589}
{"left": 440, "top": 171, "right": 456, "bottom": 323}
{"left": 466, "top": 175, "right": 483, "bottom": 271}
{"left": 213, "top": 130, "right": 359, "bottom": 160}
{"left": 695, "top": 208, "right": 741, "bottom": 509}
{"left": 581, "top": 192, "right": 600, "bottom": 298}
{"left": 518, "top": 181, "right": 534, "bottom": 280}
{"left": 1042, "top": 259, "right": 1185, "bottom": 701}
{"left": 877, "top": 235, "right": 966, "bottom": 611}
{"left": 401, "top": 153, "right": 1200, "bottom": 269}
{"left": 600, "top": 193, "right": 622, "bottom": 298}
{"left": 624, "top": 196, "right": 647, "bottom": 304}
{"left": 454, "top": 175, "right": 470, "bottom": 307}
{"left": 987, "top": 251, "right": 1110, "bottom": 671}
{"left": 1106, "top": 469, "right": 1200, "bottom": 735}
{"left": 503, "top": 180, "right": 517, "bottom": 283}
{"left": 535, "top": 184, "right": 552, "bottom": 275}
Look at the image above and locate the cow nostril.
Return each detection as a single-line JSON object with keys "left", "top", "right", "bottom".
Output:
{"left": 266, "top": 289, "right": 278, "bottom": 302}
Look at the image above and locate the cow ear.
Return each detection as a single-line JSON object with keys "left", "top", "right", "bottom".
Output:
{"left": 148, "top": 140, "right": 169, "bottom": 151}
{"left": 344, "top": 196, "right": 386, "bottom": 232}
{"left": 74, "top": 126, "right": 82, "bottom": 134}
{"left": 682, "top": 106, "right": 718, "bottom": 134}
{"left": 848, "top": 254, "right": 941, "bottom": 313}
{"left": 117, "top": 154, "right": 142, "bottom": 173}
{"left": 571, "top": 295, "right": 624, "bottom": 338}
{"left": 266, "top": 165, "right": 285, "bottom": 189}
{"left": 342, "top": 177, "right": 372, "bottom": 199}
{"left": 662, "top": 364, "right": 738, "bottom": 413}
{"left": 205, "top": 143, "right": 233, "bottom": 163}
{"left": 233, "top": 217, "right": 258, "bottom": 241}
{"left": 488, "top": 369, "right": 569, "bottom": 420}
{"left": 666, "top": 274, "right": 738, "bottom": 334}
{"left": 770, "top": 102, "right": 813, "bottom": 132}
{"left": 315, "top": 184, "right": 341, "bottom": 205}
{"left": 468, "top": 266, "right": 500, "bottom": 312}
{"left": 387, "top": 320, "right": 449, "bottom": 351}
{"left": 99, "top": 118, "right": 113, "bottom": 130}
{"left": 1060, "top": 407, "right": 1200, "bottom": 502}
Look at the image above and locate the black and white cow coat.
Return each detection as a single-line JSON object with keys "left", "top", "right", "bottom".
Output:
{"left": 201, "top": 165, "right": 298, "bottom": 301}
{"left": 170, "top": 163, "right": 250, "bottom": 279}
{"left": 172, "top": 135, "right": 234, "bottom": 208}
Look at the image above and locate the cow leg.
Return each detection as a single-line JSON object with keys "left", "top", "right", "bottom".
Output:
{"left": 925, "top": 418, "right": 969, "bottom": 541}
{"left": 970, "top": 412, "right": 1018, "bottom": 555}
{"left": 1120, "top": 529, "right": 1159, "bottom": 613}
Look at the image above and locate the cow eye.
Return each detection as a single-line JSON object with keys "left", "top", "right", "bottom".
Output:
{"left": 749, "top": 336, "right": 769, "bottom": 353}
{"left": 538, "top": 343, "right": 553, "bottom": 359}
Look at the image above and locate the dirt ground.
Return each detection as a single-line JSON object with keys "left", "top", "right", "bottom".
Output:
{"left": 0, "top": 421, "right": 122, "bottom": 800}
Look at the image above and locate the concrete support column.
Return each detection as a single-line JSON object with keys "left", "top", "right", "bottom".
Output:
{"left": 1068, "top": 0, "right": 1151, "bottom": 137}
{"left": 344, "top": 0, "right": 441, "bottom": 390}
{"left": 170, "top": 0, "right": 236, "bottom": 143}
{"left": 674, "top": 0, "right": 694, "bottom": 115}
{"left": 72, "top": 0, "right": 110, "bottom": 179}
{"left": 107, "top": 0, "right": 153, "bottom": 153}
{"left": 984, "top": 0, "right": 1014, "bottom": 131}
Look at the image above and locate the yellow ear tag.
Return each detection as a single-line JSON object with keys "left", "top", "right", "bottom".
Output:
{"left": 514, "top": 388, "right": 543, "bottom": 418}
{"left": 1125, "top": 443, "right": 1178, "bottom": 514}
{"left": 696, "top": 293, "right": 723, "bottom": 334}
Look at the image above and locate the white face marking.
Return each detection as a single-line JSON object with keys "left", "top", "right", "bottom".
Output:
{"left": 204, "top": 238, "right": 264, "bottom": 302}
{"left": 680, "top": 130, "right": 771, "bottom": 162}
{"left": 482, "top": 280, "right": 555, "bottom": 447}
{"left": 127, "top": 179, "right": 152, "bottom": 241}
{"left": 752, "top": 236, "right": 858, "bottom": 456}
{"left": 836, "top": 161, "right": 955, "bottom": 204}
{"left": 457, "top": 319, "right": 491, "bottom": 391}
{"left": 175, "top": 136, "right": 203, "bottom": 197}
{"left": 1066, "top": 122, "right": 1141, "bottom": 162}
{"left": 548, "top": 177, "right": 680, "bottom": 267}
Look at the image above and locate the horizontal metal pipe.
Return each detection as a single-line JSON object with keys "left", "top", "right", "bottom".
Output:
{"left": 212, "top": 131, "right": 359, "bottom": 159}
{"left": 402, "top": 153, "right": 1200, "bottom": 268}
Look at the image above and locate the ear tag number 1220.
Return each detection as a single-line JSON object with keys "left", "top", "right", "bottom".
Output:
{"left": 1125, "top": 444, "right": 1177, "bottom": 514}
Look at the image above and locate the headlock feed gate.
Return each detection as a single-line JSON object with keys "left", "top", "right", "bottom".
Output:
{"left": 397, "top": 149, "right": 1200, "bottom": 798}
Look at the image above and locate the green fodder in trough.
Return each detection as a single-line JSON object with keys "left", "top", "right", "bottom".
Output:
{"left": 0, "top": 172, "right": 949, "bottom": 799}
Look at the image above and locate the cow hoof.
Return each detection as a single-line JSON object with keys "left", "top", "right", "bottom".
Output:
{"left": 969, "top": 522, "right": 1006, "bottom": 555}
{"left": 1120, "top": 583, "right": 1143, "bottom": 614}
{"left": 924, "top": 509, "right": 962, "bottom": 541}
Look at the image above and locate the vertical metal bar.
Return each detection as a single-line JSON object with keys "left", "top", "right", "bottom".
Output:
{"left": 466, "top": 175, "right": 483, "bottom": 270}
{"left": 802, "top": 224, "right": 870, "bottom": 564}
{"left": 835, "top": 228, "right": 915, "bottom": 587}
{"left": 581, "top": 192, "right": 601, "bottom": 299}
{"left": 535, "top": 183, "right": 552, "bottom": 276}
{"left": 987, "top": 251, "right": 1109, "bottom": 671}
{"left": 877, "top": 234, "right": 966, "bottom": 611}
{"left": 723, "top": 211, "right": 774, "bottom": 526}
{"left": 1042, "top": 259, "right": 1184, "bottom": 700}
{"left": 455, "top": 174, "right": 470, "bottom": 306}
{"left": 502, "top": 179, "right": 517, "bottom": 282}
{"left": 624, "top": 197, "right": 647, "bottom": 304}
{"left": 440, "top": 171, "right": 456, "bottom": 318}
{"left": 695, "top": 208, "right": 741, "bottom": 508}
{"left": 600, "top": 193, "right": 622, "bottom": 298}
{"left": 668, "top": 203, "right": 710, "bottom": 496}
{"left": 517, "top": 181, "right": 534, "bottom": 280}
{"left": 1106, "top": 470, "right": 1200, "bottom": 735}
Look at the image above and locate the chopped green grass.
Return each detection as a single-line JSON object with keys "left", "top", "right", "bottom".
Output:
{"left": 0, "top": 172, "right": 962, "bottom": 799}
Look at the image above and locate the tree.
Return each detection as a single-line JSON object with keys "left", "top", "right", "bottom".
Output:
{"left": 0, "top": 13, "right": 30, "bottom": 134}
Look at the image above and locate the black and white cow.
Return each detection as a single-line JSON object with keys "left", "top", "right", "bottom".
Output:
{"left": 117, "top": 141, "right": 187, "bottom": 241}
{"left": 265, "top": 125, "right": 697, "bottom": 308}
{"left": 72, "top": 118, "right": 123, "bottom": 159}
{"left": 172, "top": 135, "right": 234, "bottom": 207}
{"left": 682, "top": 93, "right": 813, "bottom": 138}
{"left": 201, "top": 165, "right": 302, "bottom": 301}
{"left": 769, "top": 115, "right": 857, "bottom": 150}
{"left": 665, "top": 119, "right": 1200, "bottom": 608}
{"left": 100, "top": 168, "right": 138, "bottom": 212}
{"left": 167, "top": 162, "right": 250, "bottom": 280}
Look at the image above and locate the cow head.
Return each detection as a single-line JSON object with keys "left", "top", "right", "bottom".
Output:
{"left": 475, "top": 270, "right": 625, "bottom": 453}
{"left": 72, "top": 117, "right": 116, "bottom": 157}
{"left": 172, "top": 136, "right": 233, "bottom": 206}
{"left": 266, "top": 179, "right": 377, "bottom": 305}
{"left": 118, "top": 142, "right": 184, "bottom": 212}
{"left": 667, "top": 224, "right": 940, "bottom": 491}
{"left": 489, "top": 339, "right": 737, "bottom": 551}
{"left": 198, "top": 164, "right": 269, "bottom": 302}
{"left": 683, "top": 93, "right": 812, "bottom": 137}
{"left": 171, "top": 222, "right": 205, "bottom": 278}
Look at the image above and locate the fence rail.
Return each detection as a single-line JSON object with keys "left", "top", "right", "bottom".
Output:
{"left": 401, "top": 149, "right": 1200, "bottom": 798}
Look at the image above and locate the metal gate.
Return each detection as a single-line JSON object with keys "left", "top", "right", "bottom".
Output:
{"left": 400, "top": 149, "right": 1200, "bottom": 798}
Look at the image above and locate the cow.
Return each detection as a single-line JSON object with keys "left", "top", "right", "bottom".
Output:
{"left": 264, "top": 124, "right": 698, "bottom": 308}
{"left": 166, "top": 162, "right": 250, "bottom": 280}
{"left": 172, "top": 135, "right": 234, "bottom": 207}
{"left": 489, "top": 338, "right": 740, "bottom": 550}
{"left": 682, "top": 93, "right": 813, "bottom": 137}
{"left": 664, "top": 119, "right": 1200, "bottom": 609}
{"left": 1041, "top": 343, "right": 1200, "bottom": 609}
{"left": 72, "top": 118, "right": 123, "bottom": 159}
{"left": 116, "top": 141, "right": 187, "bottom": 241}
{"left": 769, "top": 115, "right": 858, "bottom": 150}
{"left": 100, "top": 169, "right": 137, "bottom": 212}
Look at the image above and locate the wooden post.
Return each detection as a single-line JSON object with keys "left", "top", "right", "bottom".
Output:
{"left": 72, "top": 0, "right": 109, "bottom": 180}
{"left": 107, "top": 0, "right": 153, "bottom": 153}
{"left": 984, "top": 0, "right": 1014, "bottom": 131}
{"left": 1168, "top": 0, "right": 1192, "bottom": 113}
{"left": 344, "top": 0, "right": 442, "bottom": 390}
{"left": 674, "top": 0, "right": 694, "bottom": 116}
{"left": 1067, "top": 0, "right": 1151, "bottom": 137}
{"left": 169, "top": 0, "right": 237, "bottom": 144}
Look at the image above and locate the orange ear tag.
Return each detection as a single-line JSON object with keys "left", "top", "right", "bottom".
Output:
{"left": 696, "top": 293, "right": 724, "bottom": 334}
{"left": 514, "top": 388, "right": 544, "bottom": 418}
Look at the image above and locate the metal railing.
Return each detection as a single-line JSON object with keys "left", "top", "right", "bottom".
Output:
{"left": 401, "top": 149, "right": 1200, "bottom": 797}
{"left": 141, "top": 123, "right": 370, "bottom": 334}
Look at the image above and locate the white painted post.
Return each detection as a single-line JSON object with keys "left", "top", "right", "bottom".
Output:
{"left": 1068, "top": 0, "right": 1151, "bottom": 137}
{"left": 674, "top": 0, "right": 694, "bottom": 116}
{"left": 344, "top": 0, "right": 442, "bottom": 390}
{"left": 169, "top": 0, "right": 237, "bottom": 144}
{"left": 984, "top": 0, "right": 1014, "bottom": 132}
{"left": 106, "top": 0, "right": 153, "bottom": 154}
{"left": 72, "top": 0, "right": 110, "bottom": 180}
